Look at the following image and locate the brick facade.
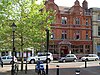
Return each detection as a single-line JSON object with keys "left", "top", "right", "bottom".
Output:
{"left": 45, "top": 0, "right": 92, "bottom": 56}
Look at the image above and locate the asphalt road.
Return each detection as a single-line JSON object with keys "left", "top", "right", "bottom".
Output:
{"left": 0, "top": 60, "right": 100, "bottom": 75}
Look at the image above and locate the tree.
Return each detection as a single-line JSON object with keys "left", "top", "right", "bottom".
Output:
{"left": 0, "top": 0, "right": 55, "bottom": 70}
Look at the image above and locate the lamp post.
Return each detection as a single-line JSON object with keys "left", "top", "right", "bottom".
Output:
{"left": 46, "top": 28, "right": 49, "bottom": 75}
{"left": 25, "top": 50, "right": 28, "bottom": 74}
{"left": 11, "top": 22, "right": 17, "bottom": 75}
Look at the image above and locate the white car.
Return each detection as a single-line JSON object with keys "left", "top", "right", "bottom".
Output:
{"left": 1, "top": 56, "right": 17, "bottom": 64}
{"left": 81, "top": 54, "right": 99, "bottom": 61}
{"left": 27, "top": 52, "right": 53, "bottom": 64}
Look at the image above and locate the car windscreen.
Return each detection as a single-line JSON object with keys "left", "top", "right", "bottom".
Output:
{"left": 85, "top": 55, "right": 89, "bottom": 57}
{"left": 7, "top": 56, "right": 12, "bottom": 59}
{"left": 38, "top": 53, "right": 50, "bottom": 56}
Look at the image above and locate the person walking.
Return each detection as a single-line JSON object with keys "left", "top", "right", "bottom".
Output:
{"left": 0, "top": 57, "right": 3, "bottom": 68}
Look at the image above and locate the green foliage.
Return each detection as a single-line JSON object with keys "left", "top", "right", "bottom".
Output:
{"left": 0, "top": 0, "right": 55, "bottom": 52}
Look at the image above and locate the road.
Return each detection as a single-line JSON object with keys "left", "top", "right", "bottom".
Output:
{"left": 0, "top": 60, "right": 100, "bottom": 75}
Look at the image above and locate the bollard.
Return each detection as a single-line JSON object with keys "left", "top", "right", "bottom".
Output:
{"left": 85, "top": 59, "right": 87, "bottom": 68}
{"left": 75, "top": 69, "right": 80, "bottom": 75}
{"left": 25, "top": 64, "right": 27, "bottom": 74}
{"left": 56, "top": 65, "right": 59, "bottom": 75}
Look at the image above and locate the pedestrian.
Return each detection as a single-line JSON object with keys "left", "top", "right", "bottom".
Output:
{"left": 0, "top": 57, "right": 3, "bottom": 68}
{"left": 36, "top": 58, "right": 43, "bottom": 69}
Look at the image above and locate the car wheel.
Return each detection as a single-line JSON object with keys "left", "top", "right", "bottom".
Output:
{"left": 95, "top": 58, "right": 98, "bottom": 61}
{"left": 46, "top": 59, "right": 51, "bottom": 63}
{"left": 63, "top": 59, "right": 66, "bottom": 63}
{"left": 74, "top": 59, "right": 77, "bottom": 62}
{"left": 86, "top": 58, "right": 88, "bottom": 61}
{"left": 10, "top": 61, "right": 13, "bottom": 64}
{"left": 30, "top": 59, "right": 35, "bottom": 64}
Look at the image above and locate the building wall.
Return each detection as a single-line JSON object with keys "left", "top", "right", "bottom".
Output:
{"left": 45, "top": 0, "right": 93, "bottom": 55}
{"left": 92, "top": 8, "right": 100, "bottom": 55}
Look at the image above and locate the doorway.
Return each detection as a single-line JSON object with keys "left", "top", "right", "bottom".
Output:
{"left": 60, "top": 46, "right": 69, "bottom": 57}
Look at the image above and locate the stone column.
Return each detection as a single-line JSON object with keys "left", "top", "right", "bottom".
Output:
{"left": 32, "top": 48, "right": 34, "bottom": 57}
{"left": 83, "top": 45, "right": 85, "bottom": 54}
{"left": 58, "top": 45, "right": 61, "bottom": 58}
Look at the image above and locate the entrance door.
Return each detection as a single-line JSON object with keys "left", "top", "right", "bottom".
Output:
{"left": 60, "top": 46, "right": 69, "bottom": 56}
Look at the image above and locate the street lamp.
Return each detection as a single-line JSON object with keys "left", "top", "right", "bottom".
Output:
{"left": 46, "top": 28, "right": 49, "bottom": 75}
{"left": 11, "top": 22, "right": 17, "bottom": 75}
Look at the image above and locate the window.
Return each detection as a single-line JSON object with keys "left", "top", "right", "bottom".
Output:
{"left": 75, "top": 18, "right": 80, "bottom": 25}
{"left": 61, "top": 17, "right": 67, "bottom": 24}
{"left": 70, "top": 55, "right": 74, "bottom": 57}
{"left": 98, "top": 15, "right": 100, "bottom": 20}
{"left": 7, "top": 56, "right": 12, "bottom": 59}
{"left": 98, "top": 26, "right": 100, "bottom": 36}
{"left": 51, "top": 32, "right": 54, "bottom": 39}
{"left": 61, "top": 31, "right": 67, "bottom": 39}
{"left": 61, "top": 31, "right": 64, "bottom": 39}
{"left": 66, "top": 55, "right": 70, "bottom": 57}
{"left": 86, "top": 31, "right": 88, "bottom": 40}
{"left": 2, "top": 56, "right": 6, "bottom": 59}
{"left": 65, "top": 32, "right": 67, "bottom": 39}
{"left": 50, "top": 16, "right": 55, "bottom": 24}
{"left": 86, "top": 18, "right": 88, "bottom": 25}
{"left": 74, "top": 31, "right": 80, "bottom": 40}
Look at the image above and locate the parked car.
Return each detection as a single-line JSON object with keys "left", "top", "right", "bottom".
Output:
{"left": 27, "top": 52, "right": 53, "bottom": 64}
{"left": 1, "top": 56, "right": 17, "bottom": 64}
{"left": 58, "top": 54, "right": 77, "bottom": 62}
{"left": 81, "top": 54, "right": 99, "bottom": 61}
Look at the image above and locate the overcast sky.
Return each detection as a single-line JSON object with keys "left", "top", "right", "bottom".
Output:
{"left": 54, "top": 0, "right": 100, "bottom": 8}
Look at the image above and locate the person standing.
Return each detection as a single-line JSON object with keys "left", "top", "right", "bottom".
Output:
{"left": 0, "top": 57, "right": 3, "bottom": 68}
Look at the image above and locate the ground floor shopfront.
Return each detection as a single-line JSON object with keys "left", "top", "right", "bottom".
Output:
{"left": 93, "top": 38, "right": 100, "bottom": 56}
{"left": 49, "top": 39, "right": 93, "bottom": 57}
{"left": 0, "top": 40, "right": 93, "bottom": 58}
{"left": 0, "top": 48, "right": 34, "bottom": 58}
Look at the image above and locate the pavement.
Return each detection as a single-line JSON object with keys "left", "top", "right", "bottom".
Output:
{"left": 0, "top": 62, "right": 100, "bottom": 75}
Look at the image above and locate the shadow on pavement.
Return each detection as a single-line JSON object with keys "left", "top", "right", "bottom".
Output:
{"left": 0, "top": 66, "right": 100, "bottom": 75}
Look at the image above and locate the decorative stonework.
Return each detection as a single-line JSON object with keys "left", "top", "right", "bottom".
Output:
{"left": 59, "top": 40, "right": 71, "bottom": 45}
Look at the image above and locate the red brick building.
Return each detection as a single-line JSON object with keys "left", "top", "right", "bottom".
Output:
{"left": 45, "top": 0, "right": 92, "bottom": 56}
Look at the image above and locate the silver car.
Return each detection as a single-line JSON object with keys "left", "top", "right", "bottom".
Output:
{"left": 58, "top": 54, "right": 77, "bottom": 62}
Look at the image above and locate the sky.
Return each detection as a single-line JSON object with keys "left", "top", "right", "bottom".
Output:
{"left": 54, "top": 0, "right": 100, "bottom": 8}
